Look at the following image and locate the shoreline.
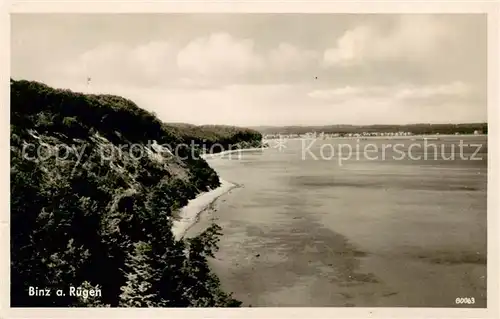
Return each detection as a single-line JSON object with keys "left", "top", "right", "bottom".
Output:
{"left": 172, "top": 147, "right": 266, "bottom": 240}
{"left": 201, "top": 146, "right": 269, "bottom": 160}
{"left": 171, "top": 178, "right": 238, "bottom": 240}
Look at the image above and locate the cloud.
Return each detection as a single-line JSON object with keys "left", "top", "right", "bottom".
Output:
{"left": 176, "top": 34, "right": 323, "bottom": 85}
{"left": 24, "top": 16, "right": 484, "bottom": 126}
{"left": 305, "top": 81, "right": 483, "bottom": 124}
{"left": 56, "top": 33, "right": 322, "bottom": 87}
{"left": 177, "top": 33, "right": 264, "bottom": 81}
{"left": 45, "top": 16, "right": 460, "bottom": 90}
{"left": 394, "top": 81, "right": 472, "bottom": 100}
{"left": 267, "top": 43, "right": 319, "bottom": 73}
{"left": 323, "top": 15, "right": 449, "bottom": 67}
{"left": 60, "top": 41, "right": 178, "bottom": 86}
{"left": 306, "top": 81, "right": 482, "bottom": 122}
{"left": 308, "top": 86, "right": 366, "bottom": 100}
{"left": 308, "top": 82, "right": 473, "bottom": 102}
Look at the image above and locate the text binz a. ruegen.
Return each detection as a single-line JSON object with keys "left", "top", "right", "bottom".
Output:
{"left": 28, "top": 286, "right": 102, "bottom": 299}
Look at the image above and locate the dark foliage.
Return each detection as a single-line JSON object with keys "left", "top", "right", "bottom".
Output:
{"left": 10, "top": 79, "right": 260, "bottom": 307}
{"left": 165, "top": 123, "right": 264, "bottom": 153}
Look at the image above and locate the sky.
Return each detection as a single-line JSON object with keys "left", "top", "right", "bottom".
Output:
{"left": 11, "top": 14, "right": 487, "bottom": 126}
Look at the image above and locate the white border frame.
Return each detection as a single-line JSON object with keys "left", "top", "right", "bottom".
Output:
{"left": 1, "top": 1, "right": 499, "bottom": 318}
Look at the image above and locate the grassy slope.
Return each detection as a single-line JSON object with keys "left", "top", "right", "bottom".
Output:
{"left": 10, "top": 79, "right": 262, "bottom": 307}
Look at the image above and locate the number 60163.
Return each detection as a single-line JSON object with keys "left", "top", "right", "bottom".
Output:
{"left": 455, "top": 297, "right": 475, "bottom": 305}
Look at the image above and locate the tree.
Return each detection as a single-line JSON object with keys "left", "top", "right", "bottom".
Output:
{"left": 119, "top": 241, "right": 158, "bottom": 307}
{"left": 10, "top": 79, "right": 250, "bottom": 307}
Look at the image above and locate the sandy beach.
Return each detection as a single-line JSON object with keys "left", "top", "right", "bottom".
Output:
{"left": 172, "top": 148, "right": 268, "bottom": 240}
{"left": 171, "top": 147, "right": 270, "bottom": 240}
{"left": 171, "top": 178, "right": 238, "bottom": 240}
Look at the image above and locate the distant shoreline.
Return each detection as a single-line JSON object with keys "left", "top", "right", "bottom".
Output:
{"left": 201, "top": 146, "right": 269, "bottom": 160}
{"left": 263, "top": 134, "right": 487, "bottom": 141}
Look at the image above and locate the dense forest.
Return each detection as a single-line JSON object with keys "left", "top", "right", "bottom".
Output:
{"left": 253, "top": 123, "right": 488, "bottom": 136}
{"left": 10, "top": 79, "right": 263, "bottom": 307}
{"left": 165, "top": 122, "right": 264, "bottom": 152}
